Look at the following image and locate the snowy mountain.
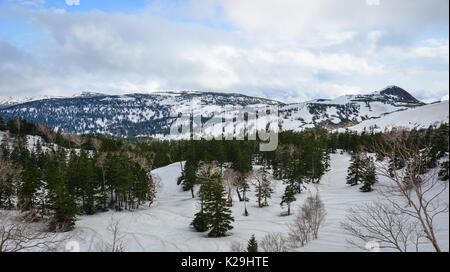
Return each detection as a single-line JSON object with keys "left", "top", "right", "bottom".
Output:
{"left": 0, "top": 86, "right": 441, "bottom": 137}
{"left": 338, "top": 100, "right": 449, "bottom": 133}
{"left": 0, "top": 95, "right": 62, "bottom": 109}
{"left": 279, "top": 85, "right": 426, "bottom": 131}
{"left": 0, "top": 91, "right": 280, "bottom": 137}
{"left": 0, "top": 92, "right": 107, "bottom": 109}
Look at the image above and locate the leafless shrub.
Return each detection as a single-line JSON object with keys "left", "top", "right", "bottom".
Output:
{"left": 260, "top": 232, "right": 289, "bottom": 252}
{"left": 0, "top": 211, "right": 70, "bottom": 252}
{"left": 304, "top": 193, "right": 327, "bottom": 239}
{"left": 61, "top": 132, "right": 83, "bottom": 148}
{"left": 342, "top": 201, "right": 425, "bottom": 252}
{"left": 230, "top": 240, "right": 246, "bottom": 252}
{"left": 198, "top": 162, "right": 220, "bottom": 180}
{"left": 95, "top": 217, "right": 127, "bottom": 252}
{"left": 223, "top": 169, "right": 238, "bottom": 205}
{"left": 35, "top": 124, "right": 56, "bottom": 143}
{"left": 287, "top": 193, "right": 326, "bottom": 248}
{"left": 287, "top": 211, "right": 310, "bottom": 247}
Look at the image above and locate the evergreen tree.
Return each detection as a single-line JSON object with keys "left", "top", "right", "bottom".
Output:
{"left": 439, "top": 161, "right": 449, "bottom": 181}
{"left": 191, "top": 211, "right": 211, "bottom": 232}
{"left": 247, "top": 234, "right": 258, "bottom": 252}
{"left": 0, "top": 160, "right": 18, "bottom": 209}
{"left": 216, "top": 143, "right": 226, "bottom": 173}
{"left": 66, "top": 150, "right": 98, "bottom": 214}
{"left": 0, "top": 115, "right": 5, "bottom": 131}
{"left": 18, "top": 158, "right": 41, "bottom": 211}
{"left": 254, "top": 167, "right": 273, "bottom": 207}
{"left": 232, "top": 148, "right": 252, "bottom": 202}
{"left": 280, "top": 184, "right": 296, "bottom": 215}
{"left": 202, "top": 174, "right": 234, "bottom": 237}
{"left": 346, "top": 152, "right": 363, "bottom": 186}
{"left": 131, "top": 162, "right": 151, "bottom": 209}
{"left": 285, "top": 160, "right": 304, "bottom": 194}
{"left": 261, "top": 174, "right": 273, "bottom": 207}
{"left": 182, "top": 159, "right": 198, "bottom": 198}
{"left": 360, "top": 157, "right": 377, "bottom": 192}
{"left": 207, "top": 182, "right": 234, "bottom": 237}
{"left": 45, "top": 162, "right": 78, "bottom": 231}
{"left": 191, "top": 180, "right": 213, "bottom": 232}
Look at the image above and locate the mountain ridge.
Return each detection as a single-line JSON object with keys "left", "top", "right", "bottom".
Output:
{"left": 0, "top": 86, "right": 440, "bottom": 138}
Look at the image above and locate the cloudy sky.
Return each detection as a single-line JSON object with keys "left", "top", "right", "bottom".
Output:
{"left": 0, "top": 0, "right": 448, "bottom": 103}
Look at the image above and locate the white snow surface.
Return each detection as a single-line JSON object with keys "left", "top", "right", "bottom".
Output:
{"left": 65, "top": 153, "right": 448, "bottom": 252}
{"left": 340, "top": 101, "right": 449, "bottom": 133}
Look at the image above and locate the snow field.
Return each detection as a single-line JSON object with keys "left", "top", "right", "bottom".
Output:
{"left": 69, "top": 152, "right": 449, "bottom": 252}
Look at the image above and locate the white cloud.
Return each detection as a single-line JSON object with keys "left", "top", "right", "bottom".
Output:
{"left": 0, "top": 0, "right": 448, "bottom": 103}
{"left": 65, "top": 0, "right": 80, "bottom": 6}
{"left": 13, "top": 0, "right": 45, "bottom": 7}
{"left": 52, "top": 8, "right": 66, "bottom": 14}
{"left": 366, "top": 0, "right": 380, "bottom": 6}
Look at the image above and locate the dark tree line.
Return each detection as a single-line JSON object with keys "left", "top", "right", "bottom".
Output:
{"left": 1, "top": 115, "right": 448, "bottom": 234}
{"left": 0, "top": 135, "right": 155, "bottom": 232}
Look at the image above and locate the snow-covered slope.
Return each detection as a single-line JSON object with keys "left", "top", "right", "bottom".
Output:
{"left": 0, "top": 92, "right": 280, "bottom": 137}
{"left": 279, "top": 86, "right": 426, "bottom": 131}
{"left": 67, "top": 153, "right": 448, "bottom": 252}
{"left": 339, "top": 100, "right": 449, "bottom": 133}
{"left": 0, "top": 86, "right": 435, "bottom": 137}
{"left": 0, "top": 95, "right": 64, "bottom": 109}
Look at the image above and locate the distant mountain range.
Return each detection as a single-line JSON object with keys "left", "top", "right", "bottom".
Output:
{"left": 0, "top": 86, "right": 447, "bottom": 138}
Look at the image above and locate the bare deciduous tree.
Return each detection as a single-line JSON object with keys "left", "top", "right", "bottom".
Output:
{"left": 343, "top": 131, "right": 448, "bottom": 252}
{"left": 96, "top": 216, "right": 127, "bottom": 252}
{"left": 342, "top": 201, "right": 425, "bottom": 252}
{"left": 287, "top": 210, "right": 310, "bottom": 247}
{"left": 230, "top": 240, "right": 246, "bottom": 252}
{"left": 287, "top": 193, "right": 326, "bottom": 248}
{"left": 260, "top": 232, "right": 289, "bottom": 252}
{"left": 198, "top": 162, "right": 220, "bottom": 181}
{"left": 304, "top": 192, "right": 327, "bottom": 239}
{"left": 0, "top": 212, "right": 69, "bottom": 252}
{"left": 374, "top": 131, "right": 448, "bottom": 252}
{"left": 223, "top": 169, "right": 238, "bottom": 206}
{"left": 251, "top": 168, "right": 272, "bottom": 208}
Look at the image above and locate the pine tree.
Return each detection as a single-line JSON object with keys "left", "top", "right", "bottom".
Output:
{"left": 0, "top": 158, "right": 19, "bottom": 209}
{"left": 131, "top": 162, "right": 151, "bottom": 209}
{"left": 360, "top": 157, "right": 377, "bottom": 192}
{"left": 238, "top": 177, "right": 250, "bottom": 202}
{"left": 280, "top": 184, "right": 296, "bottom": 216}
{"left": 254, "top": 167, "right": 273, "bottom": 207}
{"left": 346, "top": 152, "right": 363, "bottom": 186}
{"left": 18, "top": 158, "right": 41, "bottom": 211}
{"left": 261, "top": 174, "right": 273, "bottom": 207}
{"left": 204, "top": 174, "right": 234, "bottom": 237}
{"left": 233, "top": 148, "right": 252, "bottom": 202}
{"left": 191, "top": 180, "right": 213, "bottom": 232}
{"left": 182, "top": 159, "right": 197, "bottom": 198}
{"left": 285, "top": 160, "right": 304, "bottom": 194}
{"left": 45, "top": 162, "right": 78, "bottom": 231}
{"left": 66, "top": 150, "right": 99, "bottom": 214}
{"left": 247, "top": 234, "right": 258, "bottom": 252}
{"left": 439, "top": 161, "right": 449, "bottom": 181}
{"left": 0, "top": 115, "right": 5, "bottom": 131}
{"left": 191, "top": 211, "right": 211, "bottom": 232}
{"left": 216, "top": 143, "right": 226, "bottom": 173}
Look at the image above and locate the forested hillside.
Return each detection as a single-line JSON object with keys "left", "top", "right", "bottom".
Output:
{"left": 1, "top": 116, "right": 448, "bottom": 242}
